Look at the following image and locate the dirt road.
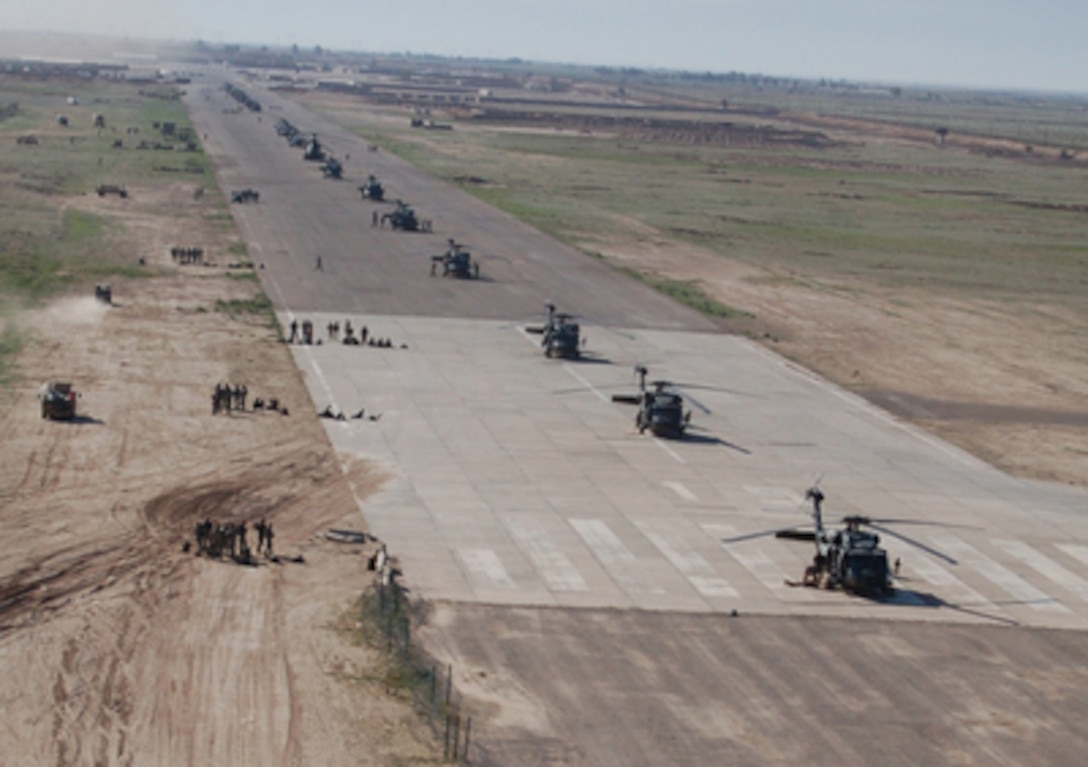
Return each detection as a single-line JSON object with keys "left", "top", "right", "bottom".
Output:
{"left": 0, "top": 186, "right": 438, "bottom": 764}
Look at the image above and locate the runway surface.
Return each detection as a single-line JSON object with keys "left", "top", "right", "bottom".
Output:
{"left": 185, "top": 72, "right": 1088, "bottom": 765}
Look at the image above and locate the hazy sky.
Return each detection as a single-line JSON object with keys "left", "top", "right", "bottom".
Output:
{"left": 4, "top": 0, "right": 1086, "bottom": 93}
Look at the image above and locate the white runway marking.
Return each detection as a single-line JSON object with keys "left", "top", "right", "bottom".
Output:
{"left": 903, "top": 555, "right": 995, "bottom": 611}
{"left": 570, "top": 519, "right": 636, "bottom": 565}
{"left": 653, "top": 438, "right": 685, "bottom": 464}
{"left": 504, "top": 516, "right": 587, "bottom": 592}
{"left": 563, "top": 364, "right": 609, "bottom": 403}
{"left": 662, "top": 481, "right": 698, "bottom": 501}
{"left": 570, "top": 518, "right": 665, "bottom": 596}
{"left": 458, "top": 549, "right": 517, "bottom": 590}
{"left": 1056, "top": 543, "right": 1088, "bottom": 569}
{"left": 635, "top": 520, "right": 738, "bottom": 598}
{"left": 993, "top": 540, "right": 1088, "bottom": 602}
{"left": 705, "top": 523, "right": 813, "bottom": 600}
{"left": 941, "top": 536, "right": 1069, "bottom": 613}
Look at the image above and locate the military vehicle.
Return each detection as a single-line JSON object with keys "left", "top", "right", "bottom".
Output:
{"left": 275, "top": 118, "right": 298, "bottom": 139}
{"left": 321, "top": 157, "right": 343, "bottom": 179}
{"left": 380, "top": 200, "right": 431, "bottom": 232}
{"left": 722, "top": 486, "right": 896, "bottom": 596}
{"left": 40, "top": 382, "right": 78, "bottom": 420}
{"left": 611, "top": 366, "right": 710, "bottom": 438}
{"left": 224, "top": 82, "right": 261, "bottom": 112}
{"left": 96, "top": 184, "right": 127, "bottom": 198}
{"left": 231, "top": 188, "right": 260, "bottom": 203}
{"left": 303, "top": 133, "right": 325, "bottom": 162}
{"left": 358, "top": 174, "right": 384, "bottom": 201}
{"left": 430, "top": 239, "right": 480, "bottom": 278}
{"left": 536, "top": 302, "right": 582, "bottom": 359}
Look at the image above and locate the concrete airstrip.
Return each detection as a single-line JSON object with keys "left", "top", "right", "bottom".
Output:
{"left": 188, "top": 74, "right": 1088, "bottom": 765}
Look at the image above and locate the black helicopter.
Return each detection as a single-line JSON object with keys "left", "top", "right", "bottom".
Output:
{"left": 611, "top": 366, "right": 709, "bottom": 438}
{"left": 540, "top": 302, "right": 582, "bottom": 359}
{"left": 787, "top": 486, "right": 893, "bottom": 594}
{"left": 358, "top": 174, "right": 384, "bottom": 201}
{"left": 321, "top": 156, "right": 343, "bottom": 179}
{"left": 303, "top": 133, "right": 325, "bottom": 162}
{"left": 430, "top": 239, "right": 480, "bottom": 278}
{"left": 380, "top": 200, "right": 431, "bottom": 232}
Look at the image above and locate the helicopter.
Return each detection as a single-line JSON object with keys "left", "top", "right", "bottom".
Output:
{"left": 529, "top": 302, "right": 583, "bottom": 359}
{"left": 611, "top": 365, "right": 709, "bottom": 438}
{"left": 303, "top": 133, "right": 325, "bottom": 161}
{"left": 358, "top": 174, "right": 384, "bottom": 201}
{"left": 321, "top": 156, "right": 343, "bottom": 179}
{"left": 787, "top": 486, "right": 894, "bottom": 594}
{"left": 380, "top": 199, "right": 432, "bottom": 232}
{"left": 430, "top": 239, "right": 480, "bottom": 278}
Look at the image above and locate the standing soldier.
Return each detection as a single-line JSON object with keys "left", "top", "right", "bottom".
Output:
{"left": 255, "top": 519, "right": 267, "bottom": 555}
{"left": 288, "top": 319, "right": 298, "bottom": 343}
{"left": 239, "top": 384, "right": 248, "bottom": 411}
{"left": 371, "top": 210, "right": 378, "bottom": 227}
{"left": 265, "top": 522, "right": 274, "bottom": 557}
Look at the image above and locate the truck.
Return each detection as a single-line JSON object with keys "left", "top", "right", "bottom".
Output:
{"left": 40, "top": 382, "right": 78, "bottom": 420}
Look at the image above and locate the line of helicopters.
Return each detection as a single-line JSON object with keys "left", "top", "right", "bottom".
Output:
{"left": 272, "top": 118, "right": 440, "bottom": 231}
{"left": 264, "top": 107, "right": 946, "bottom": 607}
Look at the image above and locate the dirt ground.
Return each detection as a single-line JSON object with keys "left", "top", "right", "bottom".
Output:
{"left": 0, "top": 183, "right": 440, "bottom": 765}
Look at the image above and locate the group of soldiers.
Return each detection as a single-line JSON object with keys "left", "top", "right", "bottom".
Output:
{"left": 193, "top": 518, "right": 275, "bottom": 561}
{"left": 287, "top": 319, "right": 315, "bottom": 345}
{"left": 211, "top": 382, "right": 248, "bottom": 414}
{"left": 171, "top": 246, "right": 205, "bottom": 265}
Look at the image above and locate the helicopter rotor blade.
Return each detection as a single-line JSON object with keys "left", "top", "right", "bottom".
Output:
{"left": 866, "top": 522, "right": 958, "bottom": 566}
{"left": 720, "top": 526, "right": 814, "bottom": 545}
{"left": 677, "top": 388, "right": 712, "bottom": 415}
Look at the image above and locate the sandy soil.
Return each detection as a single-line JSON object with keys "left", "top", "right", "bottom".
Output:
{"left": 0, "top": 184, "right": 440, "bottom": 765}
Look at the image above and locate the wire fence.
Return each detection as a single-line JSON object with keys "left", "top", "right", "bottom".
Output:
{"left": 362, "top": 552, "right": 473, "bottom": 763}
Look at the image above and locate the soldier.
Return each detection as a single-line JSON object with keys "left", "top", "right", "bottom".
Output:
{"left": 212, "top": 387, "right": 220, "bottom": 415}
{"left": 288, "top": 319, "right": 298, "bottom": 343}
{"left": 371, "top": 210, "right": 378, "bottom": 227}
{"left": 314, "top": 255, "right": 323, "bottom": 271}
{"left": 265, "top": 522, "right": 274, "bottom": 557}
{"left": 237, "top": 521, "right": 250, "bottom": 560}
{"left": 222, "top": 383, "right": 232, "bottom": 413}
{"left": 255, "top": 519, "right": 268, "bottom": 555}
{"left": 361, "top": 325, "right": 368, "bottom": 344}
{"left": 239, "top": 384, "right": 248, "bottom": 411}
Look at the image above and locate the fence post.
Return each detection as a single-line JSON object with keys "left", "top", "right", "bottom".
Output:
{"left": 445, "top": 663, "right": 453, "bottom": 708}
{"left": 451, "top": 713, "right": 460, "bottom": 762}
{"left": 444, "top": 712, "right": 452, "bottom": 761}
{"left": 462, "top": 715, "right": 471, "bottom": 762}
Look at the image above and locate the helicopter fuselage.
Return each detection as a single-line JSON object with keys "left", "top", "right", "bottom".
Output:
{"left": 544, "top": 320, "right": 580, "bottom": 358}
{"left": 815, "top": 528, "right": 892, "bottom": 594}
{"left": 637, "top": 392, "right": 687, "bottom": 437}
